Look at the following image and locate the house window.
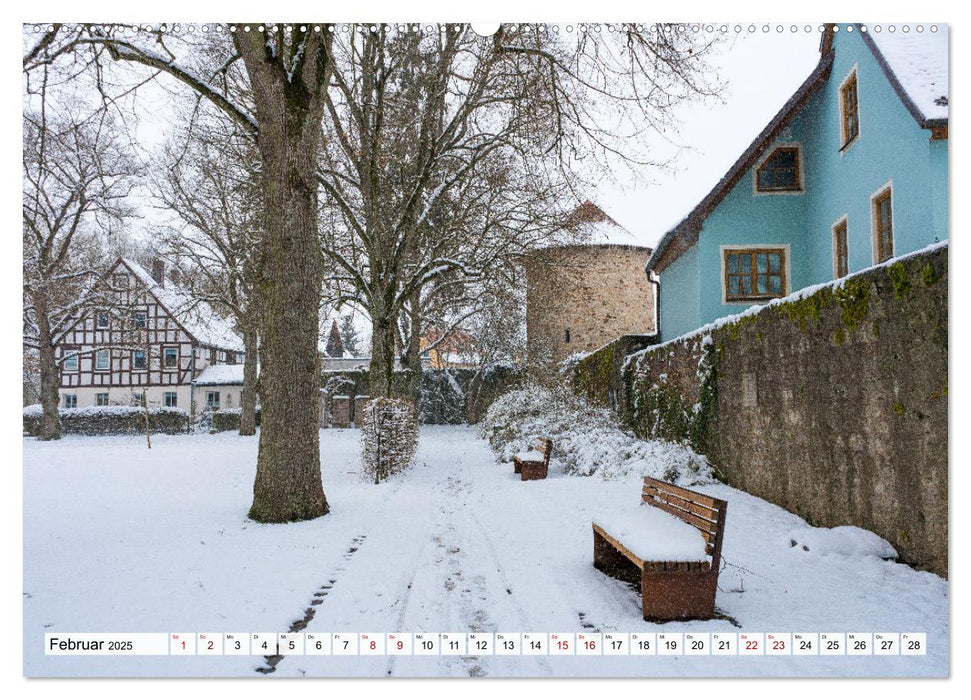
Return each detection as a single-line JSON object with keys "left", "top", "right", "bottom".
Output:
{"left": 840, "top": 71, "right": 860, "bottom": 148}
{"left": 833, "top": 219, "right": 849, "bottom": 278}
{"left": 95, "top": 349, "right": 110, "bottom": 371}
{"left": 96, "top": 393, "right": 109, "bottom": 406}
{"left": 164, "top": 392, "right": 178, "bottom": 407}
{"left": 163, "top": 346, "right": 178, "bottom": 368}
{"left": 63, "top": 349, "right": 79, "bottom": 372}
{"left": 112, "top": 273, "right": 128, "bottom": 289}
{"left": 97, "top": 312, "right": 109, "bottom": 328}
{"left": 565, "top": 329, "right": 572, "bottom": 343}
{"left": 209, "top": 348, "right": 217, "bottom": 364}
{"left": 756, "top": 146, "right": 802, "bottom": 192}
{"left": 133, "top": 349, "right": 147, "bottom": 370}
{"left": 63, "top": 394, "right": 77, "bottom": 409}
{"left": 225, "top": 351, "right": 235, "bottom": 365}
{"left": 872, "top": 186, "right": 894, "bottom": 263}
{"left": 724, "top": 248, "right": 787, "bottom": 302}
{"left": 206, "top": 392, "right": 220, "bottom": 410}
{"left": 133, "top": 310, "right": 147, "bottom": 329}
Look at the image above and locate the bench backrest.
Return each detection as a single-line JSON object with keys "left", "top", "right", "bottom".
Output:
{"left": 533, "top": 437, "right": 553, "bottom": 466}
{"left": 641, "top": 477, "right": 727, "bottom": 570}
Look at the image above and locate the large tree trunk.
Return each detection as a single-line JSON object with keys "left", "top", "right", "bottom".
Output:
{"left": 34, "top": 295, "right": 61, "bottom": 441}
{"left": 402, "top": 298, "right": 423, "bottom": 403}
{"left": 239, "top": 321, "right": 258, "bottom": 436}
{"left": 239, "top": 29, "right": 331, "bottom": 523}
{"left": 370, "top": 310, "right": 397, "bottom": 398}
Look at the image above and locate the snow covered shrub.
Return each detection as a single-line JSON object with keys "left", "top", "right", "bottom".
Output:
{"left": 480, "top": 384, "right": 713, "bottom": 485}
{"left": 211, "top": 407, "right": 262, "bottom": 432}
{"left": 360, "top": 397, "right": 420, "bottom": 483}
{"left": 420, "top": 370, "right": 466, "bottom": 424}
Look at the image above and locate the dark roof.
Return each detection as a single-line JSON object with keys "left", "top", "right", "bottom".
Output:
{"left": 646, "top": 24, "right": 947, "bottom": 275}
{"left": 645, "top": 49, "right": 835, "bottom": 274}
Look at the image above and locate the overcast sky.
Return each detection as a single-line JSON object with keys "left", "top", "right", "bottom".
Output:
{"left": 594, "top": 28, "right": 821, "bottom": 248}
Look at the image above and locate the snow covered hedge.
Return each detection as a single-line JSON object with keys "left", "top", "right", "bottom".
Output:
{"left": 479, "top": 385, "right": 712, "bottom": 485}
{"left": 210, "top": 407, "right": 262, "bottom": 432}
{"left": 360, "top": 397, "right": 420, "bottom": 483}
{"left": 23, "top": 404, "right": 190, "bottom": 436}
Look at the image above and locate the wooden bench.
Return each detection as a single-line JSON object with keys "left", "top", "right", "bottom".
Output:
{"left": 512, "top": 437, "right": 552, "bottom": 481}
{"left": 592, "top": 477, "right": 727, "bottom": 621}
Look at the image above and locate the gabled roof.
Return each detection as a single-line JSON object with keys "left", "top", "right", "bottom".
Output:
{"left": 566, "top": 200, "right": 646, "bottom": 248}
{"left": 114, "top": 258, "right": 244, "bottom": 352}
{"left": 646, "top": 24, "right": 948, "bottom": 275}
{"left": 645, "top": 50, "right": 835, "bottom": 274}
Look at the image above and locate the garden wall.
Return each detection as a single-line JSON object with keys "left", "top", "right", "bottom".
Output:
{"left": 319, "top": 364, "right": 520, "bottom": 426}
{"left": 573, "top": 244, "right": 948, "bottom": 576}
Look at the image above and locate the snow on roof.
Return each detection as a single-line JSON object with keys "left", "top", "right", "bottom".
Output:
{"left": 193, "top": 363, "right": 245, "bottom": 386}
{"left": 574, "top": 219, "right": 641, "bottom": 247}
{"left": 554, "top": 200, "right": 650, "bottom": 249}
{"left": 121, "top": 259, "right": 244, "bottom": 352}
{"left": 866, "top": 26, "right": 949, "bottom": 123}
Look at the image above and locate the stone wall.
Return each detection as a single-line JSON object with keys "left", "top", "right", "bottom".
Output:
{"left": 525, "top": 244, "right": 656, "bottom": 363}
{"left": 574, "top": 245, "right": 948, "bottom": 576}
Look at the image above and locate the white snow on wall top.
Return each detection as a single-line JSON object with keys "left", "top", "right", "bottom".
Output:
{"left": 868, "top": 26, "right": 949, "bottom": 122}
{"left": 193, "top": 363, "right": 245, "bottom": 386}
{"left": 122, "top": 259, "right": 244, "bottom": 353}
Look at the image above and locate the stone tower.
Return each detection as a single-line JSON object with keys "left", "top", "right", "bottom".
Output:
{"left": 524, "top": 202, "right": 656, "bottom": 364}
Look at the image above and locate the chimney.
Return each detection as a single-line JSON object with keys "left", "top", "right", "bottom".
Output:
{"left": 151, "top": 258, "right": 165, "bottom": 288}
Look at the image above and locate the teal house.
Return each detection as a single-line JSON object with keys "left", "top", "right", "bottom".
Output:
{"left": 646, "top": 24, "right": 948, "bottom": 341}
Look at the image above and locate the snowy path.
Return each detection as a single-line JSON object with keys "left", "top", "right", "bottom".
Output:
{"left": 23, "top": 426, "right": 947, "bottom": 677}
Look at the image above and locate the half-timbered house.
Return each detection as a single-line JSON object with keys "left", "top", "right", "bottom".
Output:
{"left": 55, "top": 258, "right": 245, "bottom": 415}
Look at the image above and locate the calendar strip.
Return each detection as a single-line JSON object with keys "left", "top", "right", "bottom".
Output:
{"left": 45, "top": 632, "right": 928, "bottom": 656}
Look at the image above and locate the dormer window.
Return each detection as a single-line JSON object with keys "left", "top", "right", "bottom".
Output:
{"left": 840, "top": 69, "right": 860, "bottom": 149}
{"left": 756, "top": 146, "right": 802, "bottom": 193}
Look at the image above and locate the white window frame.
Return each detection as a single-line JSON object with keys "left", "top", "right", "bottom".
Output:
{"left": 206, "top": 391, "right": 220, "bottom": 410}
{"left": 752, "top": 142, "right": 805, "bottom": 195}
{"left": 870, "top": 181, "right": 895, "bottom": 265}
{"left": 63, "top": 349, "right": 79, "bottom": 372}
{"left": 133, "top": 349, "right": 147, "bottom": 370}
{"left": 164, "top": 392, "right": 178, "bottom": 408}
{"left": 95, "top": 348, "right": 110, "bottom": 371}
{"left": 838, "top": 65, "right": 861, "bottom": 153}
{"left": 832, "top": 215, "right": 849, "bottom": 279}
{"left": 96, "top": 392, "right": 109, "bottom": 406}
{"left": 63, "top": 394, "right": 77, "bottom": 409}
{"left": 719, "top": 244, "right": 792, "bottom": 305}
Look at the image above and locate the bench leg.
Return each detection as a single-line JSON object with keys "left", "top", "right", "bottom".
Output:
{"left": 641, "top": 570, "right": 718, "bottom": 621}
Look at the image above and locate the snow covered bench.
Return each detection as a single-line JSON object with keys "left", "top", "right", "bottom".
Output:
{"left": 513, "top": 437, "right": 552, "bottom": 481}
{"left": 592, "top": 477, "right": 727, "bottom": 621}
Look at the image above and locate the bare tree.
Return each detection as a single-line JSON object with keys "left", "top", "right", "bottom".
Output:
{"left": 152, "top": 116, "right": 263, "bottom": 436}
{"left": 318, "top": 24, "right": 720, "bottom": 399}
{"left": 22, "top": 63, "right": 138, "bottom": 439}
{"left": 36, "top": 23, "right": 337, "bottom": 522}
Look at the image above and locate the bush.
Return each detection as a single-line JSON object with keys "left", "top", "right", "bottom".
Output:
{"left": 210, "top": 407, "right": 262, "bottom": 432}
{"left": 479, "top": 384, "right": 712, "bottom": 484}
{"left": 23, "top": 404, "right": 189, "bottom": 436}
{"left": 360, "top": 397, "right": 419, "bottom": 483}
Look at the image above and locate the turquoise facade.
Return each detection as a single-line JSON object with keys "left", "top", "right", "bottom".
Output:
{"left": 657, "top": 30, "right": 948, "bottom": 340}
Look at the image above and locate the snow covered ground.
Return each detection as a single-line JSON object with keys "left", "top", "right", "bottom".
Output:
{"left": 23, "top": 426, "right": 947, "bottom": 677}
